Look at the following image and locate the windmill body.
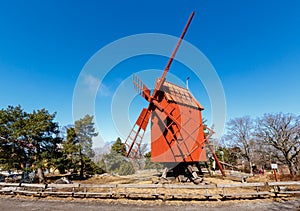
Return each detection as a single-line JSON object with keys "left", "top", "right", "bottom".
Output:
{"left": 151, "top": 80, "right": 207, "bottom": 163}
{"left": 124, "top": 12, "right": 225, "bottom": 180}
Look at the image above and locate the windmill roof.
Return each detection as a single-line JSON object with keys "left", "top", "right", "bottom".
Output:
{"left": 161, "top": 80, "right": 204, "bottom": 110}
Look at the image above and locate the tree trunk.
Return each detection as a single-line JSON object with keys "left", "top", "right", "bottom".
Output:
{"left": 79, "top": 149, "right": 84, "bottom": 179}
{"left": 249, "top": 161, "right": 253, "bottom": 175}
{"left": 37, "top": 167, "right": 44, "bottom": 183}
{"left": 35, "top": 147, "right": 44, "bottom": 183}
{"left": 287, "top": 161, "right": 295, "bottom": 176}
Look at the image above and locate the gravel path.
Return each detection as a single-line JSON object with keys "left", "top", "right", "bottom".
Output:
{"left": 0, "top": 196, "right": 299, "bottom": 211}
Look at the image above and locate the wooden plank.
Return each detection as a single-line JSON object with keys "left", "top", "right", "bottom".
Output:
{"left": 118, "top": 184, "right": 162, "bottom": 188}
{"left": 222, "top": 191, "right": 270, "bottom": 197}
{"left": 0, "top": 182, "right": 19, "bottom": 187}
{"left": 75, "top": 192, "right": 112, "bottom": 196}
{"left": 79, "top": 184, "right": 116, "bottom": 188}
{"left": 0, "top": 188, "right": 14, "bottom": 193}
{"left": 42, "top": 191, "right": 74, "bottom": 195}
{"left": 277, "top": 191, "right": 300, "bottom": 194}
{"left": 118, "top": 192, "right": 158, "bottom": 196}
{"left": 164, "top": 184, "right": 215, "bottom": 189}
{"left": 47, "top": 183, "right": 79, "bottom": 188}
{"left": 217, "top": 182, "right": 264, "bottom": 188}
{"left": 117, "top": 184, "right": 161, "bottom": 198}
{"left": 168, "top": 193, "right": 213, "bottom": 198}
{"left": 13, "top": 190, "right": 41, "bottom": 195}
{"left": 268, "top": 181, "right": 300, "bottom": 186}
{"left": 21, "top": 183, "right": 46, "bottom": 188}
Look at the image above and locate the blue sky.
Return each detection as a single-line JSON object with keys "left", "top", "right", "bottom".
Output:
{"left": 1, "top": 0, "right": 300, "bottom": 147}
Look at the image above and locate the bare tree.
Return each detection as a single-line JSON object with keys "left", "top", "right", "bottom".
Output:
{"left": 224, "top": 116, "right": 255, "bottom": 174}
{"left": 135, "top": 143, "right": 149, "bottom": 170}
{"left": 256, "top": 113, "right": 300, "bottom": 176}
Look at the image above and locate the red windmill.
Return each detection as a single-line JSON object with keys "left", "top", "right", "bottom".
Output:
{"left": 124, "top": 12, "right": 225, "bottom": 182}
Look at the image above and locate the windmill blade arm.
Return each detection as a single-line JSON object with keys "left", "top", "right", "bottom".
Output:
{"left": 154, "top": 11, "right": 195, "bottom": 93}
{"left": 133, "top": 74, "right": 151, "bottom": 101}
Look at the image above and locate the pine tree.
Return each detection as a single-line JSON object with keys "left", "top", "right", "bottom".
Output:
{"left": 62, "top": 115, "right": 102, "bottom": 178}
{"left": 0, "top": 106, "right": 63, "bottom": 182}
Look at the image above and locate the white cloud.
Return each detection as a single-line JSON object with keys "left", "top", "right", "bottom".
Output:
{"left": 83, "top": 74, "right": 112, "bottom": 97}
{"left": 99, "top": 83, "right": 112, "bottom": 97}
{"left": 83, "top": 74, "right": 100, "bottom": 93}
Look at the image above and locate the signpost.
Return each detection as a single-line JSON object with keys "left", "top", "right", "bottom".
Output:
{"left": 271, "top": 163, "right": 278, "bottom": 182}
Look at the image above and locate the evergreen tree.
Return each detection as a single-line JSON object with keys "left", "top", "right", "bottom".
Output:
{"left": 61, "top": 127, "right": 80, "bottom": 174}
{"left": 74, "top": 114, "right": 98, "bottom": 158}
{"left": 102, "top": 137, "right": 135, "bottom": 175}
{"left": 0, "top": 106, "right": 63, "bottom": 182}
{"left": 111, "top": 137, "right": 125, "bottom": 156}
{"left": 61, "top": 115, "right": 103, "bottom": 178}
{"left": 0, "top": 106, "right": 27, "bottom": 170}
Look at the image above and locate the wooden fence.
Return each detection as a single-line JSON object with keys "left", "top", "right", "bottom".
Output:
{"left": 0, "top": 181, "right": 299, "bottom": 200}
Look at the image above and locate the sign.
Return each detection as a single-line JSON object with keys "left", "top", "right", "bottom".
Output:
{"left": 271, "top": 163, "right": 278, "bottom": 169}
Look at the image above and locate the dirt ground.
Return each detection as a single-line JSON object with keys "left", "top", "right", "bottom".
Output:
{"left": 0, "top": 195, "right": 299, "bottom": 211}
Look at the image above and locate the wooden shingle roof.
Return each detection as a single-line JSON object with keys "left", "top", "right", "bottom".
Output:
{"left": 161, "top": 80, "right": 204, "bottom": 110}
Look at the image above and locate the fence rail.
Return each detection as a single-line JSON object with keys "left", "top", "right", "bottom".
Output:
{"left": 268, "top": 181, "right": 300, "bottom": 196}
{"left": 0, "top": 181, "right": 299, "bottom": 200}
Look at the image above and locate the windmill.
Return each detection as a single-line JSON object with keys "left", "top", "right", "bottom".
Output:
{"left": 124, "top": 12, "right": 225, "bottom": 182}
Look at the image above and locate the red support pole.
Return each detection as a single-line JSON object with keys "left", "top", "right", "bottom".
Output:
{"left": 273, "top": 169, "right": 278, "bottom": 182}
{"left": 204, "top": 127, "right": 226, "bottom": 177}
{"left": 206, "top": 139, "right": 226, "bottom": 177}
